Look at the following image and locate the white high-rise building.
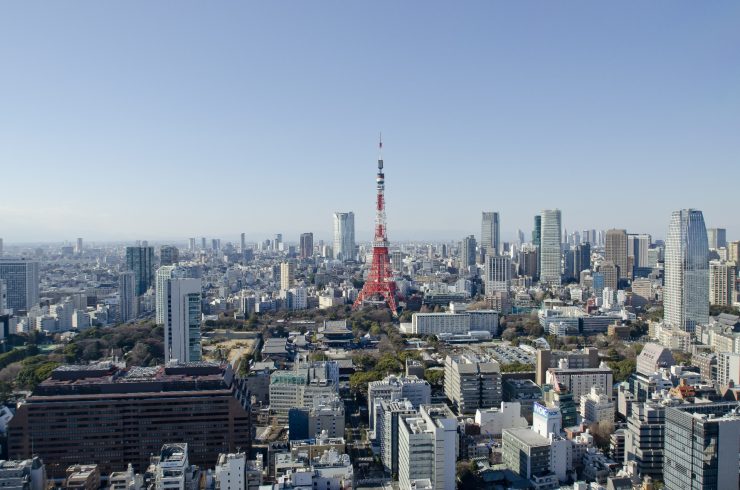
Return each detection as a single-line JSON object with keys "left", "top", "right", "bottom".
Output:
{"left": 484, "top": 255, "right": 511, "bottom": 294}
{"left": 280, "top": 261, "right": 295, "bottom": 291}
{"left": 397, "top": 405, "right": 457, "bottom": 490}
{"left": 156, "top": 266, "right": 202, "bottom": 363}
{"left": 481, "top": 211, "right": 500, "bottom": 258}
{"left": 664, "top": 209, "right": 709, "bottom": 333}
{"left": 118, "top": 271, "right": 137, "bottom": 323}
{"left": 75, "top": 238, "right": 83, "bottom": 254}
{"left": 540, "top": 210, "right": 562, "bottom": 285}
{"left": 333, "top": 212, "right": 355, "bottom": 262}
{"left": 0, "top": 260, "right": 40, "bottom": 313}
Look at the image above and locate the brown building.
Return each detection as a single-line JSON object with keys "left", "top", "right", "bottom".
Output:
{"left": 8, "top": 362, "right": 251, "bottom": 478}
{"left": 535, "top": 347, "right": 600, "bottom": 386}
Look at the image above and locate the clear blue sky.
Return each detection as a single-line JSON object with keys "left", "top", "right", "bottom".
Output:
{"left": 2, "top": 1, "right": 739, "bottom": 244}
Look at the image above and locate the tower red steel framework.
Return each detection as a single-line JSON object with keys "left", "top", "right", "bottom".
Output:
{"left": 353, "top": 137, "right": 398, "bottom": 316}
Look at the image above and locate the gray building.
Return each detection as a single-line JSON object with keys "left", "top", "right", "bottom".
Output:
{"left": 663, "top": 402, "right": 740, "bottom": 490}
{"left": 0, "top": 260, "right": 39, "bottom": 314}
{"left": 481, "top": 211, "right": 500, "bottom": 258}
{"left": 664, "top": 209, "right": 709, "bottom": 333}
{"left": 444, "top": 354, "right": 501, "bottom": 414}
{"left": 539, "top": 209, "right": 562, "bottom": 285}
{"left": 502, "top": 427, "right": 551, "bottom": 480}
{"left": 636, "top": 343, "right": 675, "bottom": 376}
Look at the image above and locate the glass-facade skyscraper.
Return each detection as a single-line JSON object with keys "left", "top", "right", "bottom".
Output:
{"left": 333, "top": 212, "right": 355, "bottom": 262}
{"left": 664, "top": 209, "right": 709, "bottom": 333}
{"left": 481, "top": 211, "right": 500, "bottom": 258}
{"left": 539, "top": 209, "right": 562, "bottom": 285}
{"left": 125, "top": 246, "right": 155, "bottom": 295}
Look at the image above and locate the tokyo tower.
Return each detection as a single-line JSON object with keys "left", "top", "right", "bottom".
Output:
{"left": 353, "top": 136, "right": 399, "bottom": 316}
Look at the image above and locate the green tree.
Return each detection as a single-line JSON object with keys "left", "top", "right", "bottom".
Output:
{"left": 424, "top": 369, "right": 444, "bottom": 386}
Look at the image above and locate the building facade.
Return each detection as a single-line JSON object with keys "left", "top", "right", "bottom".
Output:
{"left": 664, "top": 209, "right": 709, "bottom": 333}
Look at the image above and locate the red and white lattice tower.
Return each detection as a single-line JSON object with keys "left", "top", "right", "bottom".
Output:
{"left": 353, "top": 136, "right": 398, "bottom": 316}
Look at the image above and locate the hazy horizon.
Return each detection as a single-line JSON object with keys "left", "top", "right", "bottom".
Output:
{"left": 2, "top": 2, "right": 739, "bottom": 243}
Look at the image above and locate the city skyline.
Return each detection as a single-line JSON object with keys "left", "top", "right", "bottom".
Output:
{"left": 2, "top": 2, "right": 740, "bottom": 241}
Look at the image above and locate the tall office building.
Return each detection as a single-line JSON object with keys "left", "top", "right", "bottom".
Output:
{"left": 484, "top": 255, "right": 511, "bottom": 294}
{"left": 0, "top": 260, "right": 40, "bottom": 313}
{"left": 391, "top": 250, "right": 403, "bottom": 273}
{"left": 574, "top": 242, "right": 591, "bottom": 276}
{"left": 481, "top": 212, "right": 500, "bottom": 258}
{"left": 212, "top": 239, "right": 221, "bottom": 252}
{"left": 539, "top": 210, "right": 562, "bottom": 285}
{"left": 709, "top": 260, "right": 736, "bottom": 306}
{"left": 118, "top": 271, "right": 137, "bottom": 323}
{"left": 159, "top": 245, "right": 179, "bottom": 266}
{"left": 460, "top": 235, "right": 477, "bottom": 274}
{"left": 332, "top": 212, "right": 355, "bottom": 262}
{"left": 444, "top": 354, "right": 501, "bottom": 414}
{"left": 299, "top": 233, "right": 314, "bottom": 260}
{"left": 628, "top": 234, "right": 651, "bottom": 269}
{"left": 605, "top": 229, "right": 628, "bottom": 280}
{"left": 125, "top": 246, "right": 155, "bottom": 295}
{"left": 188, "top": 238, "right": 196, "bottom": 252}
{"left": 201, "top": 237, "right": 207, "bottom": 250}
{"left": 280, "top": 261, "right": 295, "bottom": 291}
{"left": 663, "top": 402, "right": 740, "bottom": 490}
{"left": 240, "top": 232, "right": 246, "bottom": 252}
{"left": 75, "top": 238, "right": 83, "bottom": 254}
{"left": 156, "top": 266, "right": 202, "bottom": 363}
{"left": 533, "top": 215, "right": 542, "bottom": 279}
{"left": 707, "top": 228, "right": 727, "bottom": 249}
{"left": 664, "top": 209, "right": 709, "bottom": 333}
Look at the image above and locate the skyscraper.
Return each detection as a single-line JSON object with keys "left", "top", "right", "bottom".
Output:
{"left": 118, "top": 271, "right": 137, "bottom": 323}
{"left": 75, "top": 238, "right": 83, "bottom": 254}
{"left": 159, "top": 245, "right": 179, "bottom": 266}
{"left": 156, "top": 266, "right": 202, "bottom": 363}
{"left": 240, "top": 232, "right": 246, "bottom": 252}
{"left": 333, "top": 212, "right": 355, "bottom": 262}
{"left": 0, "top": 259, "right": 40, "bottom": 313}
{"left": 533, "top": 215, "right": 542, "bottom": 281}
{"left": 188, "top": 238, "right": 196, "bottom": 252}
{"left": 125, "top": 246, "right": 155, "bottom": 295}
{"left": 664, "top": 209, "right": 709, "bottom": 333}
{"left": 628, "top": 233, "right": 651, "bottom": 270}
{"left": 299, "top": 233, "right": 314, "bottom": 260}
{"left": 605, "top": 229, "right": 628, "bottom": 280}
{"left": 280, "top": 261, "right": 295, "bottom": 291}
{"left": 575, "top": 242, "right": 591, "bottom": 276}
{"left": 539, "top": 209, "right": 562, "bottom": 285}
{"left": 460, "top": 235, "right": 477, "bottom": 274}
{"left": 481, "top": 211, "right": 500, "bottom": 258}
{"left": 707, "top": 228, "right": 727, "bottom": 249}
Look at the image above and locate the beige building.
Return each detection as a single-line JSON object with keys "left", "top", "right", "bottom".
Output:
{"left": 709, "top": 260, "right": 736, "bottom": 306}
{"left": 605, "top": 229, "right": 629, "bottom": 280}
